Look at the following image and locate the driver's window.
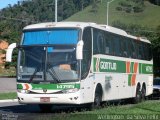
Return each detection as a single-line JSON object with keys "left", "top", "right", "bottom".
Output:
{"left": 81, "top": 27, "right": 92, "bottom": 79}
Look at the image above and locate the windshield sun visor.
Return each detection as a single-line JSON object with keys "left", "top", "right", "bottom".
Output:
{"left": 23, "top": 29, "right": 79, "bottom": 45}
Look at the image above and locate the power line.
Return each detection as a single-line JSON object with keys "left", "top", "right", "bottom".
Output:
{"left": 0, "top": 16, "right": 38, "bottom": 23}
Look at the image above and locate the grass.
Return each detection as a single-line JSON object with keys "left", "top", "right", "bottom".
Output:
{"left": 34, "top": 100, "right": 160, "bottom": 120}
{"left": 0, "top": 92, "right": 17, "bottom": 100}
{"left": 85, "top": 101, "right": 160, "bottom": 114}
{"left": 66, "top": 0, "right": 160, "bottom": 29}
{"left": 0, "top": 92, "right": 160, "bottom": 120}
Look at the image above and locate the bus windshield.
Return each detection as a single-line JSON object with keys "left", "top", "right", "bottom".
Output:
{"left": 17, "top": 28, "right": 80, "bottom": 83}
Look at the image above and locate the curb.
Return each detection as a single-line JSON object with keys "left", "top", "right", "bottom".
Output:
{"left": 0, "top": 99, "right": 18, "bottom": 103}
{"left": 0, "top": 76, "right": 16, "bottom": 78}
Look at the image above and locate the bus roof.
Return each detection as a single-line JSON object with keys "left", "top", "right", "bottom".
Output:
{"left": 23, "top": 22, "right": 150, "bottom": 43}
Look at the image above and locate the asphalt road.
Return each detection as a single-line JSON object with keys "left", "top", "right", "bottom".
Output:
{"left": 0, "top": 102, "right": 50, "bottom": 120}
{"left": 0, "top": 102, "right": 81, "bottom": 120}
{"left": 0, "top": 102, "right": 40, "bottom": 113}
{"left": 0, "top": 78, "right": 16, "bottom": 93}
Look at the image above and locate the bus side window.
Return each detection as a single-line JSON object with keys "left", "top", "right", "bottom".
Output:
{"left": 110, "top": 34, "right": 115, "bottom": 56}
{"left": 128, "top": 39, "right": 136, "bottom": 58}
{"left": 134, "top": 40, "right": 138, "bottom": 59}
{"left": 131, "top": 40, "right": 137, "bottom": 59}
{"left": 120, "top": 39, "right": 128, "bottom": 57}
{"left": 148, "top": 44, "right": 152, "bottom": 61}
{"left": 114, "top": 35, "right": 120, "bottom": 56}
{"left": 97, "top": 31, "right": 105, "bottom": 54}
{"left": 145, "top": 42, "right": 152, "bottom": 61}
{"left": 138, "top": 42, "right": 144, "bottom": 60}
{"left": 105, "top": 32, "right": 111, "bottom": 55}
{"left": 93, "top": 29, "right": 100, "bottom": 54}
{"left": 93, "top": 29, "right": 97, "bottom": 54}
{"left": 93, "top": 29, "right": 105, "bottom": 54}
{"left": 105, "top": 38, "right": 109, "bottom": 54}
{"left": 143, "top": 43, "right": 147, "bottom": 60}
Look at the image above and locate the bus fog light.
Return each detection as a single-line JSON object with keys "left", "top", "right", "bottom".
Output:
{"left": 74, "top": 97, "right": 78, "bottom": 100}
{"left": 62, "top": 88, "right": 79, "bottom": 93}
{"left": 69, "top": 98, "right": 73, "bottom": 100}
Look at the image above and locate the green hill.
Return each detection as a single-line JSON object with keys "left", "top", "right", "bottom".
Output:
{"left": 66, "top": 0, "right": 160, "bottom": 29}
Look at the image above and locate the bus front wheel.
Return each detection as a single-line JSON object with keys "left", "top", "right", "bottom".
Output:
{"left": 91, "top": 85, "right": 103, "bottom": 109}
{"left": 94, "top": 91, "right": 102, "bottom": 107}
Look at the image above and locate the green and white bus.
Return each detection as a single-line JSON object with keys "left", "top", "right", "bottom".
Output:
{"left": 6, "top": 22, "right": 153, "bottom": 111}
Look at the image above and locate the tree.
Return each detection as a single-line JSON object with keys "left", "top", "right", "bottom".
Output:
{"left": 0, "top": 0, "right": 93, "bottom": 69}
{"left": 91, "top": 0, "right": 99, "bottom": 13}
{"left": 149, "top": 0, "right": 160, "bottom": 5}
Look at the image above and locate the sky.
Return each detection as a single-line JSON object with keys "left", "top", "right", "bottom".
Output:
{"left": 0, "top": 0, "right": 20, "bottom": 9}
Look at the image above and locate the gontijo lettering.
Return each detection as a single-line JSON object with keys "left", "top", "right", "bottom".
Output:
{"left": 100, "top": 61, "right": 117, "bottom": 70}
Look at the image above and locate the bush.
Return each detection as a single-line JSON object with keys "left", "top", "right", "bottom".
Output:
{"left": 133, "top": 6, "right": 144, "bottom": 13}
{"left": 5, "top": 62, "right": 10, "bottom": 69}
{"left": 117, "top": 0, "right": 145, "bottom": 13}
{"left": 116, "top": 7, "right": 122, "bottom": 11}
{"left": 125, "top": 7, "right": 132, "bottom": 13}
{"left": 119, "top": 1, "right": 132, "bottom": 7}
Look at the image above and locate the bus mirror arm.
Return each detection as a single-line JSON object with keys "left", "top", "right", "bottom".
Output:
{"left": 6, "top": 43, "right": 17, "bottom": 62}
{"left": 76, "top": 40, "right": 84, "bottom": 60}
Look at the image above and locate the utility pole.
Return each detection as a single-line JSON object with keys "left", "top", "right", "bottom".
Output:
{"left": 55, "top": 0, "right": 57, "bottom": 22}
{"left": 107, "top": 0, "right": 114, "bottom": 26}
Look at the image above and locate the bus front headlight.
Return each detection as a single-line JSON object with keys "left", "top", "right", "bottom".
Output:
{"left": 17, "top": 89, "right": 29, "bottom": 94}
{"left": 62, "top": 88, "right": 79, "bottom": 94}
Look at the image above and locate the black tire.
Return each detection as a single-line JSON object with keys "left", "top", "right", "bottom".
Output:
{"left": 141, "top": 87, "right": 146, "bottom": 101}
{"left": 90, "top": 87, "right": 102, "bottom": 109}
{"left": 94, "top": 91, "right": 102, "bottom": 107}
{"left": 39, "top": 104, "right": 52, "bottom": 112}
{"left": 133, "top": 86, "right": 142, "bottom": 104}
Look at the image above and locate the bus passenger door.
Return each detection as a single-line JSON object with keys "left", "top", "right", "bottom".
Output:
{"left": 80, "top": 27, "right": 93, "bottom": 103}
{"left": 80, "top": 72, "right": 94, "bottom": 103}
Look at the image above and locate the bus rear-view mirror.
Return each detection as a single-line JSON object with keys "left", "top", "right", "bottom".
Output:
{"left": 6, "top": 43, "right": 17, "bottom": 62}
{"left": 76, "top": 40, "right": 84, "bottom": 60}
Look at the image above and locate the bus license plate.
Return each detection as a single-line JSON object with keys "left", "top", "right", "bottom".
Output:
{"left": 40, "top": 97, "right": 50, "bottom": 102}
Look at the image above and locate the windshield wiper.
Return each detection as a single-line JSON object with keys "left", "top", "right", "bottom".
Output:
{"left": 48, "top": 70, "right": 60, "bottom": 83}
{"left": 29, "top": 67, "right": 39, "bottom": 83}
{"left": 47, "top": 63, "right": 61, "bottom": 83}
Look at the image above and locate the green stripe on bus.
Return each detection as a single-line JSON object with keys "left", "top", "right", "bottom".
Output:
{"left": 139, "top": 63, "right": 142, "bottom": 74}
{"left": 128, "top": 74, "right": 132, "bottom": 86}
{"left": 130, "top": 62, "right": 134, "bottom": 73}
{"left": 17, "top": 83, "right": 80, "bottom": 90}
{"left": 141, "top": 64, "right": 153, "bottom": 74}
{"left": 17, "top": 84, "right": 23, "bottom": 89}
{"left": 93, "top": 58, "right": 126, "bottom": 73}
{"left": 93, "top": 57, "right": 153, "bottom": 74}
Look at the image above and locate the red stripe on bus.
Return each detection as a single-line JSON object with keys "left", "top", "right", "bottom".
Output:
{"left": 126, "top": 61, "right": 130, "bottom": 73}
{"left": 131, "top": 74, "right": 136, "bottom": 86}
{"left": 134, "top": 62, "right": 138, "bottom": 73}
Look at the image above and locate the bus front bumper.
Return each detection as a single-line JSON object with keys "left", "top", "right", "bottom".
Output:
{"left": 17, "top": 92, "right": 81, "bottom": 104}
